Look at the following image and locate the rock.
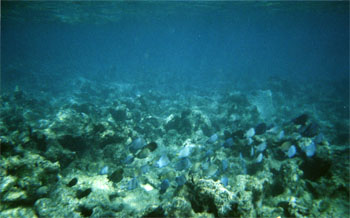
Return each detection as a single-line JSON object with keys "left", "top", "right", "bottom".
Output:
{"left": 187, "top": 176, "right": 257, "bottom": 217}
{"left": 1, "top": 207, "right": 37, "bottom": 218}
{"left": 1, "top": 152, "right": 60, "bottom": 209}
{"left": 34, "top": 198, "right": 56, "bottom": 217}
{"left": 3, "top": 189, "right": 28, "bottom": 202}
{"left": 36, "top": 186, "right": 49, "bottom": 197}
{"left": 143, "top": 206, "right": 166, "bottom": 217}
{"left": 109, "top": 108, "right": 127, "bottom": 122}
{"left": 30, "top": 131, "right": 47, "bottom": 152}
{"left": 0, "top": 176, "right": 16, "bottom": 193}
{"left": 58, "top": 134, "right": 87, "bottom": 152}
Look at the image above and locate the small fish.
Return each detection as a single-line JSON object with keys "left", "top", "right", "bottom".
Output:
{"left": 123, "top": 155, "right": 134, "bottom": 164}
{"left": 160, "top": 179, "right": 170, "bottom": 194}
{"left": 220, "top": 176, "right": 228, "bottom": 187}
{"left": 250, "top": 146, "right": 254, "bottom": 157}
{"left": 304, "top": 141, "right": 316, "bottom": 157}
{"left": 278, "top": 130, "right": 285, "bottom": 140}
{"left": 205, "top": 149, "right": 214, "bottom": 157}
{"left": 239, "top": 152, "right": 247, "bottom": 174}
{"left": 314, "top": 133, "right": 324, "bottom": 144}
{"left": 129, "top": 138, "right": 145, "bottom": 153}
{"left": 256, "top": 153, "right": 263, "bottom": 163}
{"left": 205, "top": 164, "right": 219, "bottom": 178}
{"left": 256, "top": 142, "right": 267, "bottom": 152}
{"left": 239, "top": 152, "right": 244, "bottom": 160}
{"left": 208, "top": 134, "right": 218, "bottom": 143}
{"left": 175, "top": 157, "right": 192, "bottom": 171}
{"left": 178, "top": 145, "right": 194, "bottom": 158}
{"left": 201, "top": 161, "right": 209, "bottom": 171}
{"left": 245, "top": 128, "right": 255, "bottom": 138}
{"left": 222, "top": 159, "right": 229, "bottom": 171}
{"left": 175, "top": 175, "right": 186, "bottom": 186}
{"left": 127, "top": 177, "right": 139, "bottom": 190}
{"left": 141, "top": 164, "right": 150, "bottom": 174}
{"left": 156, "top": 154, "right": 170, "bottom": 168}
{"left": 247, "top": 137, "right": 253, "bottom": 145}
{"left": 222, "top": 138, "right": 234, "bottom": 148}
{"left": 99, "top": 166, "right": 109, "bottom": 175}
{"left": 287, "top": 145, "right": 297, "bottom": 158}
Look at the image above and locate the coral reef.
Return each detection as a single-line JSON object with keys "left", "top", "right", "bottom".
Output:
{"left": 0, "top": 79, "right": 348, "bottom": 217}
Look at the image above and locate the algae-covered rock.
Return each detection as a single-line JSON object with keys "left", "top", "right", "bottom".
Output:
{"left": 1, "top": 207, "right": 37, "bottom": 218}
{"left": 0, "top": 152, "right": 60, "bottom": 211}
{"left": 163, "top": 196, "right": 194, "bottom": 217}
{"left": 187, "top": 176, "right": 257, "bottom": 217}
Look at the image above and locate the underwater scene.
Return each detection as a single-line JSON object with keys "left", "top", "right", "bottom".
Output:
{"left": 1, "top": 1, "right": 349, "bottom": 217}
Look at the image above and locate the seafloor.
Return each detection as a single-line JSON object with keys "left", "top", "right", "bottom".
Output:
{"left": 0, "top": 77, "right": 349, "bottom": 217}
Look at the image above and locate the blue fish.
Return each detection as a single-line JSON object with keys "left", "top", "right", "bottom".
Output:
{"left": 220, "top": 176, "right": 228, "bottom": 187}
{"left": 250, "top": 147, "right": 254, "bottom": 157}
{"left": 160, "top": 179, "right": 170, "bottom": 194}
{"left": 222, "top": 138, "right": 234, "bottom": 148}
{"left": 287, "top": 145, "right": 297, "bottom": 158}
{"left": 256, "top": 153, "right": 263, "bottom": 163}
{"left": 239, "top": 152, "right": 247, "bottom": 174}
{"left": 129, "top": 138, "right": 145, "bottom": 153}
{"left": 175, "top": 157, "right": 192, "bottom": 171}
{"left": 314, "top": 133, "right": 324, "bottom": 144}
{"left": 305, "top": 141, "right": 316, "bottom": 157}
{"left": 208, "top": 134, "right": 218, "bottom": 143}
{"left": 99, "top": 166, "right": 109, "bottom": 175}
{"left": 127, "top": 177, "right": 139, "bottom": 190}
{"left": 123, "top": 155, "right": 134, "bottom": 164}
{"left": 278, "top": 130, "right": 285, "bottom": 140}
{"left": 141, "top": 164, "right": 150, "bottom": 174}
{"left": 205, "top": 149, "right": 214, "bottom": 157}
{"left": 156, "top": 154, "right": 170, "bottom": 168}
{"left": 256, "top": 142, "right": 267, "bottom": 152}
{"left": 222, "top": 159, "right": 229, "bottom": 171}
{"left": 201, "top": 161, "right": 209, "bottom": 171}
{"left": 175, "top": 175, "right": 186, "bottom": 186}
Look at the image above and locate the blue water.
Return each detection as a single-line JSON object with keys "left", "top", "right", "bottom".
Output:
{"left": 2, "top": 1, "right": 349, "bottom": 94}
